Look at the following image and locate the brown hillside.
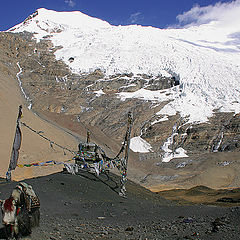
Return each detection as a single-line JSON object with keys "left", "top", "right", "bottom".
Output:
{"left": 0, "top": 32, "right": 79, "bottom": 180}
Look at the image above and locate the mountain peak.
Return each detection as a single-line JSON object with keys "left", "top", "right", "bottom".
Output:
{"left": 9, "top": 8, "right": 110, "bottom": 34}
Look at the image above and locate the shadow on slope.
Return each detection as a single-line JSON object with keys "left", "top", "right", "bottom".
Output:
{"left": 0, "top": 171, "right": 171, "bottom": 222}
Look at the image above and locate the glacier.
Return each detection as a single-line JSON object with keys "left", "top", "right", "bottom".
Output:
{"left": 8, "top": 8, "right": 240, "bottom": 126}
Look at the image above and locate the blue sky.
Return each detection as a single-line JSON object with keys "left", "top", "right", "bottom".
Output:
{"left": 0, "top": 0, "right": 236, "bottom": 31}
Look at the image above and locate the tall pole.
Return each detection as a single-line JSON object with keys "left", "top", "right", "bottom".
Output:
{"left": 119, "top": 112, "right": 133, "bottom": 197}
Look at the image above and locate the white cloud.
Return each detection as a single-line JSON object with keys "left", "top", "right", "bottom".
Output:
{"left": 129, "top": 12, "right": 144, "bottom": 24}
{"left": 64, "top": 0, "right": 76, "bottom": 7}
{"left": 177, "top": 0, "right": 240, "bottom": 27}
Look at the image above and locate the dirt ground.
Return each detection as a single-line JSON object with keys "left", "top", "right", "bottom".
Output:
{"left": 1, "top": 172, "right": 240, "bottom": 240}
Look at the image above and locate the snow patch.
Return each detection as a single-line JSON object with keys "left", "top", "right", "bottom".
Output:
{"left": 130, "top": 136, "right": 152, "bottom": 153}
{"left": 162, "top": 147, "right": 189, "bottom": 163}
{"left": 94, "top": 89, "right": 105, "bottom": 97}
{"left": 16, "top": 62, "right": 32, "bottom": 109}
{"left": 161, "top": 124, "right": 189, "bottom": 162}
{"left": 151, "top": 115, "right": 169, "bottom": 125}
{"left": 157, "top": 103, "right": 177, "bottom": 117}
{"left": 160, "top": 70, "right": 172, "bottom": 78}
{"left": 28, "top": 103, "right": 32, "bottom": 110}
{"left": 117, "top": 88, "right": 177, "bottom": 102}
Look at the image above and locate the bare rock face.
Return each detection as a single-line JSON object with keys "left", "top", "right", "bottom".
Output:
{"left": 142, "top": 112, "right": 240, "bottom": 154}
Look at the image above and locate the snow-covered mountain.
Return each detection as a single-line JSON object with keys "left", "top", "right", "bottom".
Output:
{"left": 6, "top": 9, "right": 240, "bottom": 162}
{"left": 9, "top": 8, "right": 240, "bottom": 125}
